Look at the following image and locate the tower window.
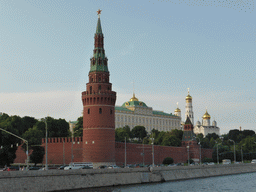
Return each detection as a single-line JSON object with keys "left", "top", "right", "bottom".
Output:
{"left": 99, "top": 78, "right": 101, "bottom": 82}
{"left": 88, "top": 108, "right": 90, "bottom": 114}
{"left": 90, "top": 86, "right": 92, "bottom": 94}
{"left": 110, "top": 109, "right": 112, "bottom": 114}
{"left": 99, "top": 85, "right": 101, "bottom": 91}
{"left": 99, "top": 108, "right": 102, "bottom": 114}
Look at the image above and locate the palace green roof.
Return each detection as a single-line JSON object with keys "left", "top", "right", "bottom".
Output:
{"left": 121, "top": 101, "right": 148, "bottom": 107}
{"left": 152, "top": 111, "right": 175, "bottom": 117}
{"left": 115, "top": 106, "right": 133, "bottom": 112}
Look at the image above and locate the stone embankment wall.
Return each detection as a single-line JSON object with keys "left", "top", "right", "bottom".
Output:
{"left": 1, "top": 164, "right": 256, "bottom": 192}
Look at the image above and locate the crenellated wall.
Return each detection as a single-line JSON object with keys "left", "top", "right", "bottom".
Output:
{"left": 14, "top": 138, "right": 212, "bottom": 166}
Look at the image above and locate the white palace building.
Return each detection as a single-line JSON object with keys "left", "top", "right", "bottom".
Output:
{"left": 115, "top": 94, "right": 181, "bottom": 132}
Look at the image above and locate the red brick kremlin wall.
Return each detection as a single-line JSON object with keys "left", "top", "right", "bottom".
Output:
{"left": 14, "top": 137, "right": 212, "bottom": 165}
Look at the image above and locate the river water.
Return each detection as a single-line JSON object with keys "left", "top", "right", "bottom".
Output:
{"left": 75, "top": 172, "right": 256, "bottom": 192}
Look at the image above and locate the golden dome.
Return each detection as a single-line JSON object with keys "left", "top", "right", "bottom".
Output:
{"left": 175, "top": 108, "right": 181, "bottom": 112}
{"left": 130, "top": 93, "right": 139, "bottom": 101}
{"left": 203, "top": 110, "right": 211, "bottom": 119}
{"left": 186, "top": 94, "right": 192, "bottom": 100}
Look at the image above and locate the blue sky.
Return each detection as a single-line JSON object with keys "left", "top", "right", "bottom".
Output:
{"left": 0, "top": 0, "right": 255, "bottom": 134}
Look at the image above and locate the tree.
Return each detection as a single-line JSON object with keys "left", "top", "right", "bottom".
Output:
{"left": 22, "top": 127, "right": 44, "bottom": 147}
{"left": 0, "top": 114, "right": 20, "bottom": 166}
{"left": 162, "top": 157, "right": 174, "bottom": 165}
{"left": 154, "top": 131, "right": 166, "bottom": 145}
{"left": 73, "top": 117, "right": 83, "bottom": 137}
{"left": 170, "top": 129, "right": 183, "bottom": 140}
{"left": 162, "top": 134, "right": 181, "bottom": 147}
{"left": 131, "top": 126, "right": 147, "bottom": 142}
{"left": 206, "top": 133, "right": 219, "bottom": 141}
{"left": 30, "top": 146, "right": 45, "bottom": 166}
{"left": 115, "top": 126, "right": 132, "bottom": 142}
{"left": 228, "top": 129, "right": 240, "bottom": 143}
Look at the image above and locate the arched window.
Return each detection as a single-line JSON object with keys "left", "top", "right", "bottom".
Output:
{"left": 90, "top": 86, "right": 92, "bottom": 94}
{"left": 99, "top": 108, "right": 102, "bottom": 114}
{"left": 88, "top": 108, "right": 90, "bottom": 114}
{"left": 99, "top": 85, "right": 101, "bottom": 91}
{"left": 110, "top": 109, "right": 113, "bottom": 114}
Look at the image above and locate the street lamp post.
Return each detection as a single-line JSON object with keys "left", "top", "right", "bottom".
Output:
{"left": 0, "top": 128, "right": 29, "bottom": 170}
{"left": 216, "top": 143, "right": 221, "bottom": 164}
{"left": 42, "top": 118, "right": 48, "bottom": 170}
{"left": 151, "top": 136, "right": 154, "bottom": 167}
{"left": 241, "top": 145, "right": 243, "bottom": 163}
{"left": 125, "top": 137, "right": 127, "bottom": 167}
{"left": 229, "top": 139, "right": 236, "bottom": 163}
{"left": 187, "top": 145, "right": 190, "bottom": 166}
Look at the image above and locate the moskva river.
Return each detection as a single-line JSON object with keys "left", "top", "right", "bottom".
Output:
{"left": 78, "top": 172, "right": 256, "bottom": 192}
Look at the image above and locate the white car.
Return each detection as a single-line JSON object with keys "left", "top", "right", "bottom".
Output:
{"left": 107, "top": 165, "right": 120, "bottom": 169}
{"left": 251, "top": 159, "right": 256, "bottom": 163}
{"left": 208, "top": 162, "right": 215, "bottom": 165}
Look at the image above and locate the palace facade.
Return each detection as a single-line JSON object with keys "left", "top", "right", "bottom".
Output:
{"left": 115, "top": 94, "right": 181, "bottom": 132}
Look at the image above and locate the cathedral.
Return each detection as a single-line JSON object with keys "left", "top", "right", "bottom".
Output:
{"left": 176, "top": 89, "right": 220, "bottom": 136}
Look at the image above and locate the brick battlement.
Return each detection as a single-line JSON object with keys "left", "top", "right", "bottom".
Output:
{"left": 42, "top": 137, "right": 83, "bottom": 144}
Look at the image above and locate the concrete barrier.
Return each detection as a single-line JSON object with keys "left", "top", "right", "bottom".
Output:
{"left": 1, "top": 164, "right": 256, "bottom": 192}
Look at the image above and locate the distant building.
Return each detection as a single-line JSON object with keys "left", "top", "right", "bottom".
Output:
{"left": 193, "top": 110, "right": 220, "bottom": 136}
{"left": 115, "top": 94, "right": 181, "bottom": 132}
{"left": 69, "top": 121, "right": 77, "bottom": 135}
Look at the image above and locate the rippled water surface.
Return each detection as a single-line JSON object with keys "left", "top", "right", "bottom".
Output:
{"left": 79, "top": 172, "right": 256, "bottom": 192}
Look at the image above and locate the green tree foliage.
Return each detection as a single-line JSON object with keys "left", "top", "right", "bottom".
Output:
{"left": 73, "top": 117, "right": 83, "bottom": 137}
{"left": 228, "top": 129, "right": 240, "bottom": 143}
{"left": 162, "top": 157, "right": 174, "bottom": 165}
{"left": 154, "top": 131, "right": 166, "bottom": 145}
{"left": 22, "top": 127, "right": 44, "bottom": 146}
{"left": 0, "top": 114, "right": 20, "bottom": 166}
{"left": 131, "top": 126, "right": 147, "bottom": 142}
{"left": 170, "top": 129, "right": 183, "bottom": 140}
{"left": 206, "top": 133, "right": 219, "bottom": 141}
{"left": 115, "top": 126, "right": 132, "bottom": 142}
{"left": 40, "top": 117, "right": 70, "bottom": 138}
{"left": 30, "top": 146, "right": 45, "bottom": 166}
{"left": 162, "top": 135, "right": 181, "bottom": 147}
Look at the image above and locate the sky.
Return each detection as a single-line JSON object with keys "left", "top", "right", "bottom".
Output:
{"left": 0, "top": 0, "right": 255, "bottom": 134}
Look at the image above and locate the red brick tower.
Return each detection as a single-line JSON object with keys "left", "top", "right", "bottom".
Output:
{"left": 81, "top": 10, "right": 116, "bottom": 166}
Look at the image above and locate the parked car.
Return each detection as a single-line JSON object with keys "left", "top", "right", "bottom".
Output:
{"left": 80, "top": 165, "right": 93, "bottom": 169}
{"left": 98, "top": 165, "right": 108, "bottom": 169}
{"left": 107, "top": 165, "right": 120, "bottom": 169}
{"left": 208, "top": 162, "right": 215, "bottom": 165}
{"left": 58, "top": 165, "right": 68, "bottom": 170}
{"left": 251, "top": 159, "right": 256, "bottom": 163}
{"left": 222, "top": 159, "right": 231, "bottom": 165}
{"left": 28, "top": 167, "right": 40, "bottom": 170}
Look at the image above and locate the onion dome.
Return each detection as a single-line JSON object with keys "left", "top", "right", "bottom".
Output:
{"left": 186, "top": 94, "right": 192, "bottom": 101}
{"left": 130, "top": 93, "right": 139, "bottom": 101}
{"left": 175, "top": 108, "right": 181, "bottom": 112}
{"left": 203, "top": 110, "right": 211, "bottom": 119}
{"left": 185, "top": 88, "right": 192, "bottom": 102}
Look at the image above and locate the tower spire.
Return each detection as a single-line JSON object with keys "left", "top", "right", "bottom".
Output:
{"left": 90, "top": 10, "right": 108, "bottom": 72}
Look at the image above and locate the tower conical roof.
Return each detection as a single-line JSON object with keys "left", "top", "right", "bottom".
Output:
{"left": 90, "top": 11, "right": 109, "bottom": 73}
{"left": 96, "top": 18, "right": 102, "bottom": 34}
{"left": 185, "top": 116, "right": 192, "bottom": 125}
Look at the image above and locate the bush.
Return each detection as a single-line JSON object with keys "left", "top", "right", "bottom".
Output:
{"left": 162, "top": 157, "right": 174, "bottom": 165}
{"left": 202, "top": 157, "right": 213, "bottom": 163}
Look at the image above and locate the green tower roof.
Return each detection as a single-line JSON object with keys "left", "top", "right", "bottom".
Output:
{"left": 96, "top": 18, "right": 102, "bottom": 34}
